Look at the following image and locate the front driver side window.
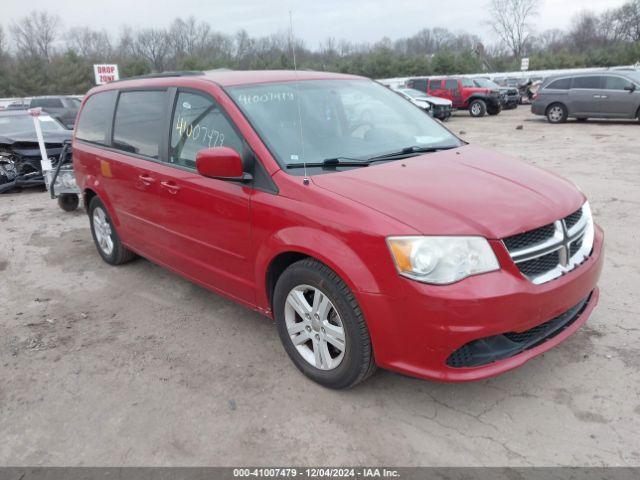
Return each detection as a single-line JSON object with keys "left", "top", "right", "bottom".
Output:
{"left": 170, "top": 92, "right": 244, "bottom": 169}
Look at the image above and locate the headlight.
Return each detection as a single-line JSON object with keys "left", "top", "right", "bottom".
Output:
{"left": 386, "top": 236, "right": 500, "bottom": 284}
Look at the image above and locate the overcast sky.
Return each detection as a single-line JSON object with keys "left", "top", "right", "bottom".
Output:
{"left": 1, "top": 0, "right": 626, "bottom": 48}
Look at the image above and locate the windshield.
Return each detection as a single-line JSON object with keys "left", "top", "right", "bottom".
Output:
{"left": 473, "top": 78, "right": 499, "bottom": 89}
{"left": 0, "top": 115, "right": 65, "bottom": 136}
{"left": 227, "top": 79, "right": 461, "bottom": 169}
{"left": 626, "top": 71, "right": 640, "bottom": 84}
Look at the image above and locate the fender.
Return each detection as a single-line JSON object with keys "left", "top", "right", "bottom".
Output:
{"left": 254, "top": 226, "right": 383, "bottom": 313}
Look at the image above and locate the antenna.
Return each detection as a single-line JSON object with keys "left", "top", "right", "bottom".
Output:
{"left": 289, "top": 10, "right": 309, "bottom": 185}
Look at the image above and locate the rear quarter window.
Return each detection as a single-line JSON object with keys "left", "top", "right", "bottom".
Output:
{"left": 546, "top": 78, "right": 571, "bottom": 90}
{"left": 75, "top": 91, "right": 117, "bottom": 145}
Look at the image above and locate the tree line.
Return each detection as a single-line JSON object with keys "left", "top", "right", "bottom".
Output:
{"left": 0, "top": 0, "right": 639, "bottom": 97}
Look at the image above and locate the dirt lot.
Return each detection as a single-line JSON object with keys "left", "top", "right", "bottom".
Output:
{"left": 1, "top": 107, "right": 639, "bottom": 466}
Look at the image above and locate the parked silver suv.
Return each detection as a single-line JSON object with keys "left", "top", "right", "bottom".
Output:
{"left": 531, "top": 71, "right": 640, "bottom": 123}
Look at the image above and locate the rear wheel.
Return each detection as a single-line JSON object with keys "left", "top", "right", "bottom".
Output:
{"left": 469, "top": 99, "right": 487, "bottom": 117}
{"left": 89, "top": 196, "right": 136, "bottom": 265}
{"left": 57, "top": 193, "right": 79, "bottom": 212}
{"left": 546, "top": 103, "right": 568, "bottom": 123}
{"left": 273, "top": 258, "right": 376, "bottom": 389}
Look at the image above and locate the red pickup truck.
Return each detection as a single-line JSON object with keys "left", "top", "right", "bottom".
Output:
{"left": 407, "top": 77, "right": 502, "bottom": 117}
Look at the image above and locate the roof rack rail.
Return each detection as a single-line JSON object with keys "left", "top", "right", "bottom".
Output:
{"left": 115, "top": 71, "right": 205, "bottom": 82}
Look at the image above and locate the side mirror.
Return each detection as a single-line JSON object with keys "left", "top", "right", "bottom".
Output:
{"left": 624, "top": 84, "right": 636, "bottom": 92}
{"left": 196, "top": 147, "right": 252, "bottom": 182}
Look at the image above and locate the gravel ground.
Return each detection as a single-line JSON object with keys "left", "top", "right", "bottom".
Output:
{"left": 0, "top": 107, "right": 639, "bottom": 466}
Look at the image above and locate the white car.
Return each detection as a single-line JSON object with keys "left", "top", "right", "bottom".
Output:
{"left": 394, "top": 88, "right": 453, "bottom": 120}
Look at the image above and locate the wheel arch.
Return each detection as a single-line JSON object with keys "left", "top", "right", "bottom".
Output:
{"left": 545, "top": 101, "right": 568, "bottom": 115}
{"left": 257, "top": 227, "right": 383, "bottom": 315}
{"left": 81, "top": 176, "right": 122, "bottom": 227}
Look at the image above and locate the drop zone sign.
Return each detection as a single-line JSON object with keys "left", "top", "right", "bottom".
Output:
{"left": 93, "top": 64, "right": 120, "bottom": 85}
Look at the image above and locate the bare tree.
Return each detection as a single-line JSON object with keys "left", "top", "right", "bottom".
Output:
{"left": 487, "top": 0, "right": 538, "bottom": 59}
{"left": 618, "top": 0, "right": 640, "bottom": 41}
{"left": 131, "top": 28, "right": 170, "bottom": 71}
{"left": 10, "top": 11, "right": 60, "bottom": 60}
{"left": 569, "top": 11, "right": 605, "bottom": 51}
{"left": 66, "top": 27, "right": 113, "bottom": 60}
{"left": 0, "top": 25, "right": 5, "bottom": 55}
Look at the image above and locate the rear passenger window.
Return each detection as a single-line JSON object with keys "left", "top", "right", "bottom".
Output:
{"left": 429, "top": 80, "right": 442, "bottom": 89}
{"left": 445, "top": 80, "right": 458, "bottom": 90}
{"left": 113, "top": 90, "right": 167, "bottom": 158}
{"left": 571, "top": 76, "right": 602, "bottom": 89}
{"left": 547, "top": 78, "right": 571, "bottom": 90}
{"left": 604, "top": 76, "right": 633, "bottom": 90}
{"left": 169, "top": 92, "right": 244, "bottom": 169}
{"left": 75, "top": 91, "right": 117, "bottom": 145}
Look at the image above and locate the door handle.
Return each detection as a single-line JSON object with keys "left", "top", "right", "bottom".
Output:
{"left": 592, "top": 95, "right": 601, "bottom": 98}
{"left": 138, "top": 173, "right": 156, "bottom": 186}
{"left": 160, "top": 180, "right": 180, "bottom": 194}
{"left": 600, "top": 95, "right": 608, "bottom": 99}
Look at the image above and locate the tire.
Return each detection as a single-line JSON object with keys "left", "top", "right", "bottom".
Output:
{"left": 57, "top": 193, "right": 79, "bottom": 212}
{"left": 88, "top": 196, "right": 136, "bottom": 265}
{"left": 273, "top": 258, "right": 376, "bottom": 389}
{"left": 487, "top": 104, "right": 502, "bottom": 115}
{"left": 546, "top": 103, "right": 568, "bottom": 123}
{"left": 469, "top": 99, "right": 487, "bottom": 117}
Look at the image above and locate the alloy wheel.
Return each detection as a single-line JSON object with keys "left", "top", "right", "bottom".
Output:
{"left": 548, "top": 106, "right": 564, "bottom": 122}
{"left": 92, "top": 207, "right": 114, "bottom": 256}
{"left": 284, "top": 284, "right": 346, "bottom": 371}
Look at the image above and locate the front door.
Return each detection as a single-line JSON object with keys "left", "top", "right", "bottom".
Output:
{"left": 600, "top": 75, "right": 639, "bottom": 118}
{"left": 150, "top": 90, "right": 254, "bottom": 304}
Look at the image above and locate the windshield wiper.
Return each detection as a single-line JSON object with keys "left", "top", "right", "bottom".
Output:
{"left": 367, "top": 145, "right": 456, "bottom": 162}
{"left": 286, "top": 157, "right": 370, "bottom": 169}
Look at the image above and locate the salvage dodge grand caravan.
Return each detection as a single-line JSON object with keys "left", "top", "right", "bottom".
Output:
{"left": 73, "top": 70, "right": 604, "bottom": 389}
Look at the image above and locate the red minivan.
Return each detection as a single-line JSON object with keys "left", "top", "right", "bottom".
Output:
{"left": 73, "top": 70, "right": 604, "bottom": 388}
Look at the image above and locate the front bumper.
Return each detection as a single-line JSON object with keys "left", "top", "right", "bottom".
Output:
{"left": 431, "top": 105, "right": 452, "bottom": 120}
{"left": 359, "top": 226, "right": 604, "bottom": 382}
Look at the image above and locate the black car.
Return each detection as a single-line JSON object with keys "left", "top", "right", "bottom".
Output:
{"left": 473, "top": 78, "right": 519, "bottom": 109}
{"left": 29, "top": 96, "right": 81, "bottom": 129}
{"left": 0, "top": 110, "right": 72, "bottom": 193}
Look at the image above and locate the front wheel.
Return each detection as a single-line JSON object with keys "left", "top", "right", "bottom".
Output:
{"left": 487, "top": 104, "right": 502, "bottom": 115}
{"left": 469, "top": 99, "right": 487, "bottom": 117}
{"left": 273, "top": 258, "right": 376, "bottom": 389}
{"left": 546, "top": 103, "right": 568, "bottom": 123}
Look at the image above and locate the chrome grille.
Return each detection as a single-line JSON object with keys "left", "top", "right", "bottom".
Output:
{"left": 502, "top": 204, "right": 593, "bottom": 284}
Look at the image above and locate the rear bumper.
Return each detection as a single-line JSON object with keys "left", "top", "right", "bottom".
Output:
{"left": 359, "top": 226, "right": 604, "bottom": 382}
{"left": 531, "top": 102, "right": 546, "bottom": 115}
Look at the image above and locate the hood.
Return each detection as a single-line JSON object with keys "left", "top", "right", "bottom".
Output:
{"left": 0, "top": 130, "right": 72, "bottom": 146}
{"left": 424, "top": 95, "right": 452, "bottom": 106}
{"left": 411, "top": 98, "right": 431, "bottom": 108}
{"left": 311, "top": 145, "right": 584, "bottom": 239}
{"left": 0, "top": 130, "right": 71, "bottom": 159}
